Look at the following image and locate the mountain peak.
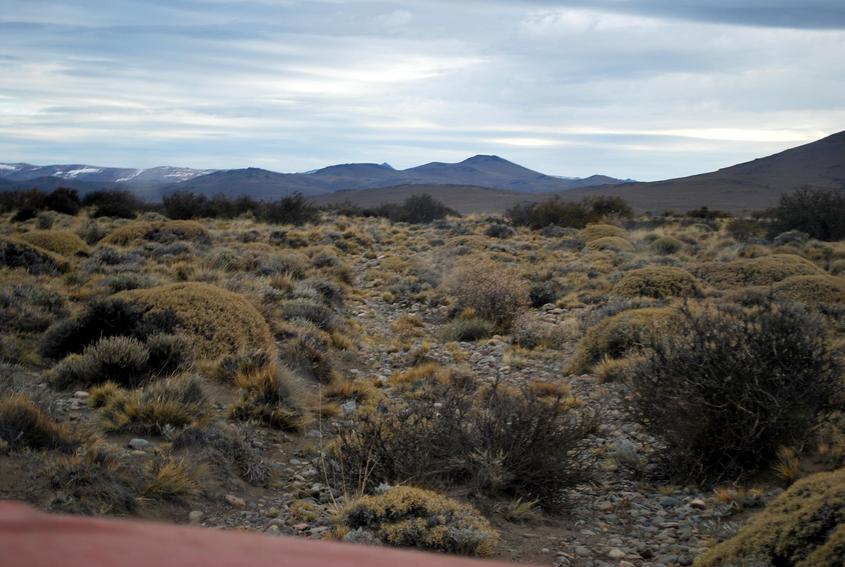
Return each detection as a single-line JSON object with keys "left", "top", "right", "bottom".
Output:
{"left": 462, "top": 154, "right": 510, "bottom": 164}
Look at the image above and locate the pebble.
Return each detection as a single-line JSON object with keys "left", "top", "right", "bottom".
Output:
{"left": 225, "top": 494, "right": 246, "bottom": 508}
{"left": 188, "top": 510, "right": 203, "bottom": 524}
{"left": 128, "top": 438, "right": 150, "bottom": 450}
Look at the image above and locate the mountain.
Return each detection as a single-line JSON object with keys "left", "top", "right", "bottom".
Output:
{"left": 557, "top": 130, "right": 845, "bottom": 213}
{"left": 0, "top": 163, "right": 213, "bottom": 188}
{"left": 165, "top": 168, "right": 331, "bottom": 199}
{"left": 164, "top": 155, "right": 628, "bottom": 199}
{"left": 1, "top": 156, "right": 626, "bottom": 200}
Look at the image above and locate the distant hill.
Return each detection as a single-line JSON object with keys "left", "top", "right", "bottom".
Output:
{"left": 160, "top": 155, "right": 629, "bottom": 199}
{"left": 0, "top": 157, "right": 629, "bottom": 201}
{"left": 311, "top": 184, "right": 538, "bottom": 215}
{"left": 558, "top": 131, "right": 845, "bottom": 213}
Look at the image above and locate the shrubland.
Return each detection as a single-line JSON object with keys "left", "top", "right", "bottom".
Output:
{"left": 0, "top": 190, "right": 844, "bottom": 564}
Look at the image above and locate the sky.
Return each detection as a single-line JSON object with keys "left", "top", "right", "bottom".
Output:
{"left": 1, "top": 0, "right": 844, "bottom": 181}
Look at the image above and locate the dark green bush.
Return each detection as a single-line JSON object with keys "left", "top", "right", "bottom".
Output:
{"left": 83, "top": 190, "right": 143, "bottom": 219}
{"left": 326, "top": 376, "right": 597, "bottom": 510}
{"left": 626, "top": 299, "right": 842, "bottom": 483}
{"left": 768, "top": 186, "right": 845, "bottom": 241}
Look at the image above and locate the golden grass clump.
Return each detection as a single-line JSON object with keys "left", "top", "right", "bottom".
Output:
{"left": 230, "top": 363, "right": 310, "bottom": 431}
{"left": 142, "top": 458, "right": 199, "bottom": 501}
{"left": 581, "top": 223, "right": 626, "bottom": 242}
{"left": 693, "top": 254, "right": 823, "bottom": 288}
{"left": 18, "top": 230, "right": 90, "bottom": 256}
{"left": 0, "top": 236, "right": 70, "bottom": 274}
{"left": 772, "top": 275, "right": 845, "bottom": 306}
{"left": 99, "top": 374, "right": 209, "bottom": 433}
{"left": 0, "top": 393, "right": 77, "bottom": 452}
{"left": 342, "top": 486, "right": 499, "bottom": 557}
{"left": 116, "top": 282, "right": 274, "bottom": 360}
{"left": 650, "top": 235, "right": 684, "bottom": 255}
{"left": 102, "top": 220, "right": 208, "bottom": 245}
{"left": 569, "top": 306, "right": 676, "bottom": 374}
{"left": 611, "top": 266, "right": 700, "bottom": 299}
{"left": 695, "top": 467, "right": 845, "bottom": 567}
{"left": 585, "top": 236, "right": 634, "bottom": 252}
{"left": 446, "top": 256, "right": 529, "bottom": 330}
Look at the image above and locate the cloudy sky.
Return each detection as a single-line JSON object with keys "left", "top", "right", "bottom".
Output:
{"left": 1, "top": 0, "right": 844, "bottom": 180}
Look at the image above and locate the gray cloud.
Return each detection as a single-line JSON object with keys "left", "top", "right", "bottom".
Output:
{"left": 0, "top": 0, "right": 843, "bottom": 180}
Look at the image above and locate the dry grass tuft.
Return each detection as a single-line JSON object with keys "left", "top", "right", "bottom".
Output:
{"left": 0, "top": 393, "right": 77, "bottom": 452}
{"left": 341, "top": 486, "right": 499, "bottom": 556}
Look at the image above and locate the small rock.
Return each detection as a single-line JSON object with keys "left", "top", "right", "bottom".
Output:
{"left": 128, "top": 438, "right": 150, "bottom": 450}
{"left": 618, "top": 562, "right": 635, "bottom": 567}
{"left": 188, "top": 510, "right": 203, "bottom": 524}
{"left": 73, "top": 391, "right": 89, "bottom": 399}
{"left": 607, "top": 548, "right": 626, "bottom": 560}
{"left": 292, "top": 523, "right": 309, "bottom": 531}
{"left": 689, "top": 498, "right": 707, "bottom": 509}
{"left": 575, "top": 546, "right": 592, "bottom": 558}
{"left": 225, "top": 494, "right": 246, "bottom": 508}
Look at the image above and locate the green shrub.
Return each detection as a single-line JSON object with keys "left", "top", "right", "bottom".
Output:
{"left": 626, "top": 300, "right": 842, "bottom": 483}
{"left": 768, "top": 186, "right": 845, "bottom": 241}
{"left": 342, "top": 486, "right": 499, "bottom": 556}
{"left": 440, "top": 317, "right": 495, "bottom": 342}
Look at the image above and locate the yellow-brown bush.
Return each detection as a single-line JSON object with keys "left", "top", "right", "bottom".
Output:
{"left": 18, "top": 230, "right": 89, "bottom": 256}
{"left": 585, "top": 236, "right": 634, "bottom": 252}
{"left": 695, "top": 467, "right": 845, "bottom": 566}
{"left": 693, "top": 254, "right": 823, "bottom": 288}
{"left": 0, "top": 236, "right": 70, "bottom": 274}
{"left": 581, "top": 223, "right": 626, "bottom": 242}
{"left": 102, "top": 220, "right": 208, "bottom": 245}
{"left": 772, "top": 275, "right": 845, "bottom": 306}
{"left": 446, "top": 257, "right": 528, "bottom": 330}
{"left": 569, "top": 306, "right": 677, "bottom": 373}
{"left": 341, "top": 486, "right": 499, "bottom": 556}
{"left": 116, "top": 282, "right": 274, "bottom": 360}
{"left": 611, "top": 267, "right": 700, "bottom": 299}
{"left": 650, "top": 235, "right": 684, "bottom": 255}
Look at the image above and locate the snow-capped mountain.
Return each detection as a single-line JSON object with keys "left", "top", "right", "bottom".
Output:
{"left": 0, "top": 163, "right": 214, "bottom": 187}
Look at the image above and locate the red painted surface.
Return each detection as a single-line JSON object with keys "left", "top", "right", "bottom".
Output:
{"left": 0, "top": 501, "right": 524, "bottom": 567}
